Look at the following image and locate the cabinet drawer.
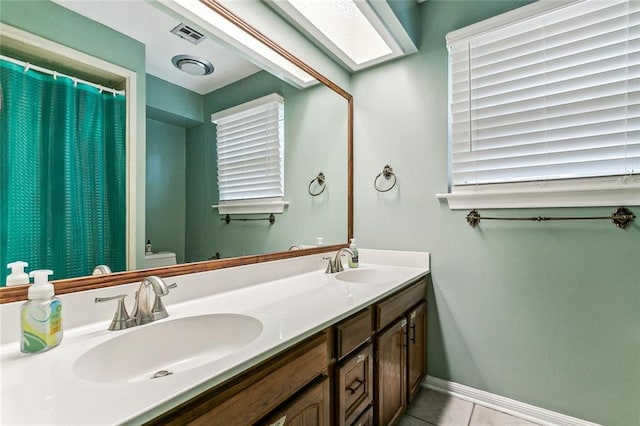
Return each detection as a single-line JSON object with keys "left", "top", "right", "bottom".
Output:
{"left": 335, "top": 307, "right": 373, "bottom": 360}
{"left": 376, "top": 279, "right": 426, "bottom": 331}
{"left": 336, "top": 344, "right": 373, "bottom": 426}
{"left": 350, "top": 405, "right": 373, "bottom": 426}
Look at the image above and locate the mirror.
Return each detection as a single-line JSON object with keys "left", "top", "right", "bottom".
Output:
{"left": 0, "top": 0, "right": 352, "bottom": 302}
{"left": 148, "top": 70, "right": 348, "bottom": 263}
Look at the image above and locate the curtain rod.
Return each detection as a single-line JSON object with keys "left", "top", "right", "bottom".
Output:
{"left": 0, "top": 54, "right": 125, "bottom": 96}
{"left": 466, "top": 207, "right": 636, "bottom": 229}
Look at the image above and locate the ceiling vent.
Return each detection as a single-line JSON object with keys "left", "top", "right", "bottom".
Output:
{"left": 170, "top": 23, "right": 205, "bottom": 45}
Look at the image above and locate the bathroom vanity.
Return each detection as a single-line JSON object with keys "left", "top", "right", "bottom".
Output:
{"left": 149, "top": 277, "right": 427, "bottom": 426}
{"left": 0, "top": 249, "right": 429, "bottom": 426}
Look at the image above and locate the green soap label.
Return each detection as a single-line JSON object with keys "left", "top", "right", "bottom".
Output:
{"left": 21, "top": 330, "right": 47, "bottom": 353}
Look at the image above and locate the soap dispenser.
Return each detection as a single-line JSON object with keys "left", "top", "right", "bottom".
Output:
{"left": 20, "top": 270, "right": 63, "bottom": 354}
{"left": 348, "top": 238, "right": 359, "bottom": 268}
{"left": 6, "top": 261, "right": 29, "bottom": 286}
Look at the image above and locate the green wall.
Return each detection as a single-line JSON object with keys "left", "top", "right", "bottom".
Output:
{"left": 352, "top": 1, "right": 640, "bottom": 425}
{"left": 146, "top": 74, "right": 203, "bottom": 127}
{"left": 0, "top": 0, "right": 148, "bottom": 269}
{"left": 185, "top": 70, "right": 349, "bottom": 260}
{"left": 145, "top": 119, "right": 186, "bottom": 264}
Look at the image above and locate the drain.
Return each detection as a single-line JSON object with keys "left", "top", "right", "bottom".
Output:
{"left": 151, "top": 370, "right": 173, "bottom": 379}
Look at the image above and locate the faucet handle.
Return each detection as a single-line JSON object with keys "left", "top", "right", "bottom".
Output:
{"left": 95, "top": 294, "right": 135, "bottom": 331}
{"left": 323, "top": 256, "right": 336, "bottom": 274}
{"left": 151, "top": 282, "right": 177, "bottom": 321}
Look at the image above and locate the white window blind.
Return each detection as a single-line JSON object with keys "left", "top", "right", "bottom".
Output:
{"left": 212, "top": 94, "right": 285, "bottom": 204}
{"left": 447, "top": 0, "right": 640, "bottom": 190}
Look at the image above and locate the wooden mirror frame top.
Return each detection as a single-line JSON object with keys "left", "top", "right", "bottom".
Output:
{"left": 0, "top": 0, "right": 353, "bottom": 304}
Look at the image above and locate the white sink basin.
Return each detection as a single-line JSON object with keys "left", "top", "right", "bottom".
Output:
{"left": 73, "top": 314, "right": 262, "bottom": 383}
{"left": 335, "top": 268, "right": 401, "bottom": 285}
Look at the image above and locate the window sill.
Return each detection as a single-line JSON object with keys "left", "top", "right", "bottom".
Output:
{"left": 436, "top": 177, "right": 640, "bottom": 210}
{"left": 212, "top": 198, "right": 290, "bottom": 215}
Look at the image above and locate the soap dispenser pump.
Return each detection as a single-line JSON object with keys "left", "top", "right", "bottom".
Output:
{"left": 20, "top": 270, "right": 63, "bottom": 354}
{"left": 6, "top": 261, "right": 29, "bottom": 286}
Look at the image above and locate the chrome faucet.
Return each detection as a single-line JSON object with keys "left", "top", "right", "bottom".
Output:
{"left": 96, "top": 275, "right": 176, "bottom": 330}
{"left": 324, "top": 248, "right": 355, "bottom": 273}
{"left": 131, "top": 276, "right": 173, "bottom": 325}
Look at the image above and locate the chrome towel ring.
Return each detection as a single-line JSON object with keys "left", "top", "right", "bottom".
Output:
{"left": 308, "top": 172, "right": 326, "bottom": 196}
{"left": 374, "top": 165, "right": 397, "bottom": 192}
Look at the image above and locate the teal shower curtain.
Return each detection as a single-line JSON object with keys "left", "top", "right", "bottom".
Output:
{"left": 0, "top": 60, "right": 126, "bottom": 285}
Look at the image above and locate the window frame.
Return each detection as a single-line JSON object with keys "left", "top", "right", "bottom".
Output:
{"left": 437, "top": 0, "right": 640, "bottom": 209}
{"left": 211, "top": 93, "right": 289, "bottom": 215}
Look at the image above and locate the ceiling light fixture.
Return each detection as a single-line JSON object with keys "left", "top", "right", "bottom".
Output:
{"left": 171, "top": 54, "right": 214, "bottom": 76}
{"left": 287, "top": 0, "right": 392, "bottom": 65}
{"left": 160, "top": 0, "right": 316, "bottom": 88}
{"left": 270, "top": 0, "right": 400, "bottom": 70}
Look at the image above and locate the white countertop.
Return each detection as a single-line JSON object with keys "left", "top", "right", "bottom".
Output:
{"left": 0, "top": 249, "right": 429, "bottom": 425}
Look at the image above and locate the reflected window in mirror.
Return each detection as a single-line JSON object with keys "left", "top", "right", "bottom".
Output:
{"left": 0, "top": 57, "right": 127, "bottom": 285}
{"left": 211, "top": 93, "right": 288, "bottom": 215}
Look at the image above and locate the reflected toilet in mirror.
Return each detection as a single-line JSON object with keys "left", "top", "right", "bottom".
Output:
{"left": 144, "top": 252, "right": 178, "bottom": 269}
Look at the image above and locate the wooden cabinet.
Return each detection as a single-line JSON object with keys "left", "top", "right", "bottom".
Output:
{"left": 335, "top": 344, "right": 374, "bottom": 425}
{"left": 376, "top": 279, "right": 427, "bottom": 332}
{"left": 375, "top": 317, "right": 407, "bottom": 425}
{"left": 350, "top": 405, "right": 373, "bottom": 426}
{"left": 148, "top": 275, "right": 428, "bottom": 426}
{"left": 374, "top": 279, "right": 427, "bottom": 425}
{"left": 335, "top": 307, "right": 373, "bottom": 360}
{"left": 407, "top": 301, "right": 427, "bottom": 403}
{"left": 146, "top": 333, "right": 328, "bottom": 426}
{"left": 259, "top": 378, "right": 330, "bottom": 426}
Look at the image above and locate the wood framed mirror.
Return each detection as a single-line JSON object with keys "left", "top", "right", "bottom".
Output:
{"left": 0, "top": 0, "right": 352, "bottom": 303}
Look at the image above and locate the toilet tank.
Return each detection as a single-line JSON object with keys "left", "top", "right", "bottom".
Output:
{"left": 144, "top": 251, "right": 177, "bottom": 268}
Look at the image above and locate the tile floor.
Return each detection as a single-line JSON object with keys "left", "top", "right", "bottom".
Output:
{"left": 400, "top": 389, "right": 540, "bottom": 426}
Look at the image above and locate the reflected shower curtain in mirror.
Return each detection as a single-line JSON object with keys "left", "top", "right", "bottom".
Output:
{"left": 0, "top": 60, "right": 126, "bottom": 285}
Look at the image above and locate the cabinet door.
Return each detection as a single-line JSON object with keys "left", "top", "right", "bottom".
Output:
{"left": 407, "top": 301, "right": 426, "bottom": 403}
{"left": 259, "top": 377, "right": 330, "bottom": 426}
{"left": 336, "top": 344, "right": 373, "bottom": 425}
{"left": 375, "top": 318, "right": 407, "bottom": 426}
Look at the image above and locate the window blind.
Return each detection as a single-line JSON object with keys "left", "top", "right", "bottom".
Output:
{"left": 212, "top": 94, "right": 284, "bottom": 201}
{"left": 448, "top": 0, "right": 639, "bottom": 187}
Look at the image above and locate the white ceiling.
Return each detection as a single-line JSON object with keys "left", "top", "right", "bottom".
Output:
{"left": 52, "top": 0, "right": 263, "bottom": 95}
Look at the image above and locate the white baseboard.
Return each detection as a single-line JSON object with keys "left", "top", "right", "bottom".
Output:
{"left": 424, "top": 376, "right": 601, "bottom": 426}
